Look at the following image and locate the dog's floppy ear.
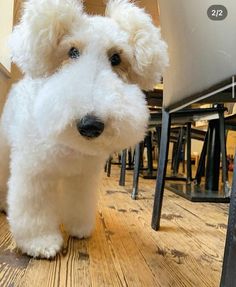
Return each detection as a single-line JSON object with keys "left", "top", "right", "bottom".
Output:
{"left": 106, "top": 0, "right": 168, "bottom": 90}
{"left": 9, "top": 0, "right": 84, "bottom": 77}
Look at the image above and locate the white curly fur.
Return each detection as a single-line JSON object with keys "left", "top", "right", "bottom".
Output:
{"left": 106, "top": 0, "right": 169, "bottom": 90}
{"left": 9, "top": 0, "right": 84, "bottom": 77}
{"left": 0, "top": 0, "right": 168, "bottom": 258}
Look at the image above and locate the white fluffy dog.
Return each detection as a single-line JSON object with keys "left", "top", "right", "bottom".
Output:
{"left": 0, "top": 0, "right": 168, "bottom": 258}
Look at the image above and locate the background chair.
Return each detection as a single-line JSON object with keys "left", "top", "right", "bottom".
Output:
{"left": 131, "top": 106, "right": 225, "bottom": 199}
{"left": 153, "top": 0, "right": 236, "bottom": 231}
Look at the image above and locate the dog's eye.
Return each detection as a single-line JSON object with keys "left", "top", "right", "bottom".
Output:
{"left": 110, "top": 53, "right": 121, "bottom": 66}
{"left": 68, "top": 47, "right": 80, "bottom": 59}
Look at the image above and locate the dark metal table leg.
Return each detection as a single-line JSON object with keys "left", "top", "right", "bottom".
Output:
{"left": 128, "top": 148, "right": 133, "bottom": 170}
{"left": 205, "top": 119, "right": 220, "bottom": 191}
{"left": 107, "top": 156, "right": 112, "bottom": 177}
{"left": 182, "top": 142, "right": 186, "bottom": 174}
{"left": 156, "top": 125, "right": 161, "bottom": 163}
{"left": 140, "top": 141, "right": 144, "bottom": 170}
{"left": 146, "top": 131, "right": 153, "bottom": 176}
{"left": 143, "top": 131, "right": 156, "bottom": 179}
{"left": 171, "top": 141, "right": 177, "bottom": 171}
{"left": 219, "top": 109, "right": 230, "bottom": 196}
{"left": 119, "top": 149, "right": 127, "bottom": 186}
{"left": 172, "top": 127, "right": 184, "bottom": 176}
{"left": 195, "top": 130, "right": 208, "bottom": 185}
{"left": 186, "top": 122, "right": 192, "bottom": 184}
{"left": 220, "top": 155, "right": 236, "bottom": 287}
{"left": 131, "top": 143, "right": 141, "bottom": 199}
{"left": 152, "top": 110, "right": 171, "bottom": 230}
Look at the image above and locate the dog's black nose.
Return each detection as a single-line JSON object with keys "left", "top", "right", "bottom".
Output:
{"left": 77, "top": 115, "right": 104, "bottom": 138}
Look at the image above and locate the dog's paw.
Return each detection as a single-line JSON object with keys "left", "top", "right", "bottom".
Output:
{"left": 69, "top": 225, "right": 94, "bottom": 239}
{"left": 19, "top": 234, "right": 63, "bottom": 259}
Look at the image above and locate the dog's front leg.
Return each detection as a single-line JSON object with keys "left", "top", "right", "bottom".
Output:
{"left": 7, "top": 172, "right": 63, "bottom": 258}
{"left": 61, "top": 174, "right": 100, "bottom": 239}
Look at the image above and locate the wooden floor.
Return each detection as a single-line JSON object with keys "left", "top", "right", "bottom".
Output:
{"left": 0, "top": 166, "right": 229, "bottom": 287}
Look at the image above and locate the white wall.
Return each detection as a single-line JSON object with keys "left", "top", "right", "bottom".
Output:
{"left": 0, "top": 0, "right": 22, "bottom": 114}
{"left": 0, "top": 0, "right": 14, "bottom": 75}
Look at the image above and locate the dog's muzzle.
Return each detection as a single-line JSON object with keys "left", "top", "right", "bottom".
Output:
{"left": 77, "top": 115, "right": 104, "bottom": 138}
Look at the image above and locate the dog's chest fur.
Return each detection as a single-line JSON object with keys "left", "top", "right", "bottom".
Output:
{"left": 33, "top": 143, "right": 104, "bottom": 178}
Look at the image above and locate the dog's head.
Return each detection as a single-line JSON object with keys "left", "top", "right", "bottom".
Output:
{"left": 10, "top": 0, "right": 168, "bottom": 156}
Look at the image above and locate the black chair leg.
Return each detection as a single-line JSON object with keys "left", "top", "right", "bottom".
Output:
{"left": 146, "top": 131, "right": 153, "bottom": 175}
{"left": 152, "top": 110, "right": 171, "bottom": 230}
{"left": 205, "top": 119, "right": 221, "bottom": 191}
{"left": 128, "top": 148, "right": 133, "bottom": 169}
{"left": 219, "top": 108, "right": 230, "bottom": 195}
{"left": 131, "top": 143, "right": 141, "bottom": 200}
{"left": 119, "top": 149, "right": 127, "bottom": 186}
{"left": 186, "top": 122, "right": 192, "bottom": 184}
{"left": 156, "top": 125, "right": 161, "bottom": 163}
{"left": 171, "top": 142, "right": 177, "bottom": 171}
{"left": 220, "top": 154, "right": 236, "bottom": 287}
{"left": 194, "top": 130, "right": 208, "bottom": 185}
{"left": 172, "top": 127, "right": 184, "bottom": 175}
{"left": 182, "top": 142, "right": 186, "bottom": 174}
{"left": 106, "top": 156, "right": 112, "bottom": 177}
